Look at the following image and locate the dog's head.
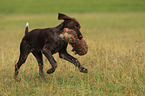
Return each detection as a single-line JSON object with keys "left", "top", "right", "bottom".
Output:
{"left": 58, "top": 13, "right": 83, "bottom": 40}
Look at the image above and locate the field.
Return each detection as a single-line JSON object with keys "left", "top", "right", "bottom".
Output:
{"left": 0, "top": 0, "right": 145, "bottom": 96}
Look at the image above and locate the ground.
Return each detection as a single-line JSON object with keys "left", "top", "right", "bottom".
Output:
{"left": 0, "top": 0, "right": 145, "bottom": 95}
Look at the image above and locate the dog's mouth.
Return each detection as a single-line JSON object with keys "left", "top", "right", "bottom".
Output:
{"left": 74, "top": 28, "right": 83, "bottom": 40}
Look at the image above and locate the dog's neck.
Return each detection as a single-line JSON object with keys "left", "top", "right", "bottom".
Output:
{"left": 56, "top": 21, "right": 65, "bottom": 30}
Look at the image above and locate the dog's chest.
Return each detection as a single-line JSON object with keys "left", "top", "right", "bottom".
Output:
{"left": 51, "top": 37, "right": 67, "bottom": 54}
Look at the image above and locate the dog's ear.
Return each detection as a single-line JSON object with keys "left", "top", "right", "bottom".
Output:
{"left": 58, "top": 13, "right": 71, "bottom": 20}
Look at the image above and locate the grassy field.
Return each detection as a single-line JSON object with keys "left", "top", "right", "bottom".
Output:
{"left": 0, "top": 0, "right": 145, "bottom": 96}
{"left": 1, "top": 0, "right": 145, "bottom": 14}
{"left": 0, "top": 13, "right": 145, "bottom": 96}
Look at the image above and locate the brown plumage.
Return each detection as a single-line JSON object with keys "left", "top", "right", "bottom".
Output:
{"left": 60, "top": 28, "right": 88, "bottom": 55}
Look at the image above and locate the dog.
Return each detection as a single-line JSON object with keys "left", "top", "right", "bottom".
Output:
{"left": 14, "top": 13, "right": 88, "bottom": 81}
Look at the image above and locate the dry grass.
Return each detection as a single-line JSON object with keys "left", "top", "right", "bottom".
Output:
{"left": 0, "top": 13, "right": 145, "bottom": 96}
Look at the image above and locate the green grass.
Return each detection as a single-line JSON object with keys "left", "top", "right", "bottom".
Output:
{"left": 0, "top": 0, "right": 145, "bottom": 14}
{"left": 0, "top": 0, "right": 145, "bottom": 95}
{"left": 0, "top": 13, "right": 145, "bottom": 96}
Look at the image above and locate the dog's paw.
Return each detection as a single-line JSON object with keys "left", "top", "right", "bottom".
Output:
{"left": 14, "top": 75, "right": 20, "bottom": 82}
{"left": 42, "top": 77, "right": 47, "bottom": 82}
{"left": 47, "top": 68, "right": 55, "bottom": 74}
{"left": 79, "top": 67, "right": 88, "bottom": 73}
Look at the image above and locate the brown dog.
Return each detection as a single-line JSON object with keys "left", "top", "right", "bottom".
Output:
{"left": 14, "top": 13, "right": 88, "bottom": 81}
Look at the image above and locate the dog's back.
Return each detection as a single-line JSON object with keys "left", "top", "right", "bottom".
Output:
{"left": 22, "top": 24, "right": 64, "bottom": 52}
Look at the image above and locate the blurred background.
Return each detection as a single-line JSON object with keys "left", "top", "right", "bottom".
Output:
{"left": 0, "top": 0, "right": 145, "bottom": 14}
{"left": 0, "top": 0, "right": 145, "bottom": 96}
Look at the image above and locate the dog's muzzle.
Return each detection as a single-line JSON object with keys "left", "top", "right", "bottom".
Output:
{"left": 76, "top": 28, "right": 83, "bottom": 40}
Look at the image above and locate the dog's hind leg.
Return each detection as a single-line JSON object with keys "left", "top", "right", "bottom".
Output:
{"left": 14, "top": 50, "right": 30, "bottom": 81}
{"left": 32, "top": 51, "right": 47, "bottom": 81}
{"left": 14, "top": 41, "right": 30, "bottom": 81}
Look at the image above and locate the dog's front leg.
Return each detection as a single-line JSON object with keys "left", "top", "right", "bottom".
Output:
{"left": 59, "top": 50, "right": 88, "bottom": 73}
{"left": 42, "top": 48, "right": 57, "bottom": 74}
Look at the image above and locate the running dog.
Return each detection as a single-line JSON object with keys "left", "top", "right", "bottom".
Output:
{"left": 14, "top": 13, "right": 88, "bottom": 81}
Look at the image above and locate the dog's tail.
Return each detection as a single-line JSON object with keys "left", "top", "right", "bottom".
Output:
{"left": 25, "top": 22, "right": 29, "bottom": 35}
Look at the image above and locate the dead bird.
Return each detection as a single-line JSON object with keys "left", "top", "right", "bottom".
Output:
{"left": 60, "top": 28, "right": 88, "bottom": 55}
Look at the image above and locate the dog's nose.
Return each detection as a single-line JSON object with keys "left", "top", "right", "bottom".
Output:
{"left": 78, "top": 35, "right": 83, "bottom": 40}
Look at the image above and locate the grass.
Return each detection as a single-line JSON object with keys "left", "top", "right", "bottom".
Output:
{"left": 1, "top": 0, "right": 145, "bottom": 14}
{"left": 0, "top": 12, "right": 145, "bottom": 96}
